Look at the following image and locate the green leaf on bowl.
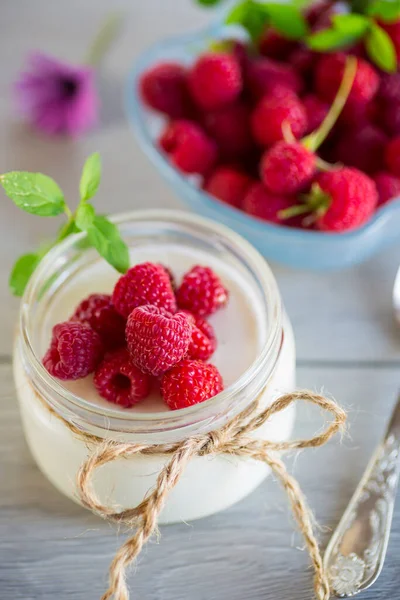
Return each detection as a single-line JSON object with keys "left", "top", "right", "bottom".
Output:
{"left": 307, "top": 28, "right": 361, "bottom": 50}
{"left": 226, "top": 0, "right": 270, "bottom": 42}
{"left": 365, "top": 21, "right": 397, "bottom": 71}
{"left": 331, "top": 13, "right": 370, "bottom": 36}
{"left": 306, "top": 13, "right": 370, "bottom": 50}
{"left": 263, "top": 3, "right": 309, "bottom": 39}
{"left": 367, "top": 0, "right": 400, "bottom": 22}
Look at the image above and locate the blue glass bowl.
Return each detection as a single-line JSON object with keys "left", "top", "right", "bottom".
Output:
{"left": 125, "top": 19, "right": 400, "bottom": 270}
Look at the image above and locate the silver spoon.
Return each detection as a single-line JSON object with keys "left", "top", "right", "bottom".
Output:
{"left": 323, "top": 267, "right": 400, "bottom": 597}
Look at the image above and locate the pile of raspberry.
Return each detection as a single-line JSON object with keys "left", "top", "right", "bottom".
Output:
{"left": 139, "top": 1, "right": 400, "bottom": 232}
{"left": 43, "top": 262, "right": 229, "bottom": 411}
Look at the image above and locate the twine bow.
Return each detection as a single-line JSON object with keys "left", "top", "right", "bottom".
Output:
{"left": 73, "top": 390, "right": 346, "bottom": 600}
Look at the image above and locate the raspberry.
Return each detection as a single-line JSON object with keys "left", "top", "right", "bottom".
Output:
{"left": 258, "top": 29, "right": 297, "bottom": 60}
{"left": 43, "top": 321, "right": 103, "bottom": 380}
{"left": 314, "top": 167, "right": 378, "bottom": 231}
{"left": 260, "top": 141, "right": 316, "bottom": 195}
{"left": 251, "top": 87, "right": 307, "bottom": 146}
{"left": 139, "top": 62, "right": 190, "bottom": 118}
{"left": 94, "top": 349, "right": 151, "bottom": 408}
{"left": 181, "top": 311, "right": 217, "bottom": 361}
{"left": 176, "top": 265, "right": 228, "bottom": 317}
{"left": 161, "top": 359, "right": 223, "bottom": 410}
{"left": 126, "top": 305, "right": 192, "bottom": 376}
{"left": 158, "top": 264, "right": 176, "bottom": 290}
{"left": 232, "top": 41, "right": 250, "bottom": 75}
{"left": 243, "top": 183, "right": 300, "bottom": 226}
{"left": 189, "top": 326, "right": 216, "bottom": 361}
{"left": 112, "top": 262, "right": 176, "bottom": 319}
{"left": 333, "top": 125, "right": 387, "bottom": 175}
{"left": 289, "top": 47, "right": 317, "bottom": 82}
{"left": 188, "top": 53, "right": 242, "bottom": 110}
{"left": 376, "top": 99, "right": 400, "bottom": 136}
{"left": 310, "top": 2, "right": 350, "bottom": 32}
{"left": 315, "top": 53, "right": 379, "bottom": 107}
{"left": 247, "top": 58, "right": 302, "bottom": 100}
{"left": 385, "top": 137, "right": 400, "bottom": 176}
{"left": 378, "top": 73, "right": 400, "bottom": 104}
{"left": 339, "top": 98, "right": 377, "bottom": 127}
{"left": 203, "top": 166, "right": 253, "bottom": 208}
{"left": 159, "top": 120, "right": 218, "bottom": 175}
{"left": 379, "top": 20, "right": 400, "bottom": 61}
{"left": 203, "top": 102, "right": 253, "bottom": 159}
{"left": 376, "top": 74, "right": 400, "bottom": 134}
{"left": 71, "top": 294, "right": 126, "bottom": 350}
{"left": 305, "top": 0, "right": 334, "bottom": 27}
{"left": 303, "top": 94, "right": 329, "bottom": 134}
{"left": 373, "top": 172, "right": 400, "bottom": 206}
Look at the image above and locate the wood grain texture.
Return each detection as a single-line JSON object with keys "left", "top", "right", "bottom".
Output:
{"left": 2, "top": 363, "right": 400, "bottom": 600}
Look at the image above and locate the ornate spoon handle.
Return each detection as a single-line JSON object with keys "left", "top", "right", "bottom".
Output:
{"left": 324, "top": 395, "right": 400, "bottom": 597}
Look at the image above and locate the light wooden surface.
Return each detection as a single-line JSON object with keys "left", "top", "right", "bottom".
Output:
{"left": 1, "top": 1, "right": 400, "bottom": 599}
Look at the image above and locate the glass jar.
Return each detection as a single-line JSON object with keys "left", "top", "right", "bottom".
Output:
{"left": 13, "top": 210, "right": 296, "bottom": 524}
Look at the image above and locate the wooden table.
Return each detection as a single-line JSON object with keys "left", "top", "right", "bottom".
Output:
{"left": 1, "top": 2, "right": 400, "bottom": 599}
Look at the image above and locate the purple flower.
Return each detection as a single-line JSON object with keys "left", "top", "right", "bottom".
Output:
{"left": 15, "top": 52, "right": 99, "bottom": 137}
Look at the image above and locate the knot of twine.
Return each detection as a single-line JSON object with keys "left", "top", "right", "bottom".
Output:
{"left": 72, "top": 390, "right": 346, "bottom": 600}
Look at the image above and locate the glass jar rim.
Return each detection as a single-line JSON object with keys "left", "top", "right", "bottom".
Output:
{"left": 19, "top": 209, "right": 282, "bottom": 437}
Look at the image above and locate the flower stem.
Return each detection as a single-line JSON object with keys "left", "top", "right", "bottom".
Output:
{"left": 85, "top": 13, "right": 123, "bottom": 67}
{"left": 303, "top": 56, "right": 358, "bottom": 152}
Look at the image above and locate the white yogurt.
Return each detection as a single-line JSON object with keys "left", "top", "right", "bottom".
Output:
{"left": 13, "top": 220, "right": 296, "bottom": 524}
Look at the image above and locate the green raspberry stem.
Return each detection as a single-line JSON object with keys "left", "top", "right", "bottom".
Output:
{"left": 303, "top": 55, "right": 358, "bottom": 152}
{"left": 278, "top": 204, "right": 313, "bottom": 220}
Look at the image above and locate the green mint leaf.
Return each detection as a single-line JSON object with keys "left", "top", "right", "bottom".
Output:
{"left": 79, "top": 152, "right": 102, "bottom": 202}
{"left": 365, "top": 22, "right": 397, "bottom": 72}
{"left": 86, "top": 215, "right": 129, "bottom": 274}
{"left": 331, "top": 13, "right": 370, "bottom": 36}
{"left": 306, "top": 26, "right": 364, "bottom": 50}
{"left": 75, "top": 203, "right": 95, "bottom": 231}
{"left": 263, "top": 3, "right": 309, "bottom": 39}
{"left": 367, "top": 0, "right": 400, "bottom": 21}
{"left": 306, "top": 13, "right": 369, "bottom": 51}
{"left": 0, "top": 172, "right": 66, "bottom": 216}
{"left": 226, "top": 0, "right": 269, "bottom": 42}
{"left": 9, "top": 253, "right": 40, "bottom": 296}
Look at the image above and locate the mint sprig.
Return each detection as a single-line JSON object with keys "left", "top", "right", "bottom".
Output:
{"left": 0, "top": 172, "right": 66, "bottom": 216}
{"left": 366, "top": 0, "right": 400, "bottom": 22}
{"left": 365, "top": 21, "right": 397, "bottom": 72}
{"left": 306, "top": 13, "right": 370, "bottom": 51}
{"left": 1, "top": 152, "right": 130, "bottom": 296}
{"left": 306, "top": 12, "right": 397, "bottom": 72}
{"left": 226, "top": 0, "right": 309, "bottom": 42}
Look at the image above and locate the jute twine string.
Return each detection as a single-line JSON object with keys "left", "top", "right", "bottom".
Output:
{"left": 44, "top": 389, "right": 346, "bottom": 600}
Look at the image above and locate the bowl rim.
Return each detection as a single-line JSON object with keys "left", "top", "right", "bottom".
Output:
{"left": 125, "top": 14, "right": 400, "bottom": 245}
